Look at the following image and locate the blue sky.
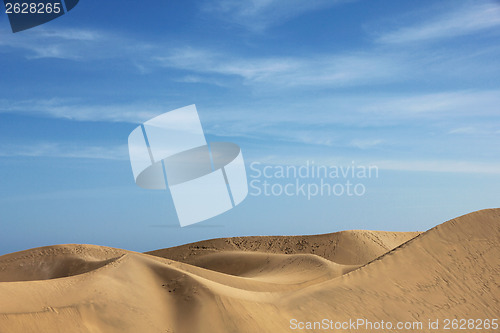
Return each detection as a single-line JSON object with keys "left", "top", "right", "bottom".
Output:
{"left": 0, "top": 0, "right": 499, "bottom": 255}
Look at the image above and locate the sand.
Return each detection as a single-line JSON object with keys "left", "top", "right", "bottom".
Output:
{"left": 0, "top": 209, "right": 498, "bottom": 332}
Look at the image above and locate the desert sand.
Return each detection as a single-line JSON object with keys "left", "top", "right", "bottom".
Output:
{"left": 0, "top": 209, "right": 498, "bottom": 332}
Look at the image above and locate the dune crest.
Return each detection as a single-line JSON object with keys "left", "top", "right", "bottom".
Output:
{"left": 0, "top": 209, "right": 498, "bottom": 333}
{"left": 0, "top": 245, "right": 125, "bottom": 282}
{"left": 147, "top": 229, "right": 420, "bottom": 265}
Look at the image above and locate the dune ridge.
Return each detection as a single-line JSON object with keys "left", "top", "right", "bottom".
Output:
{"left": 0, "top": 209, "right": 498, "bottom": 332}
{"left": 147, "top": 230, "right": 420, "bottom": 266}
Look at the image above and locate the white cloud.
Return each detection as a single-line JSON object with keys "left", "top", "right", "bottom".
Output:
{"left": 448, "top": 124, "right": 500, "bottom": 135}
{"left": 245, "top": 155, "right": 500, "bottom": 175}
{"left": 202, "top": 0, "right": 352, "bottom": 31}
{"left": 155, "top": 47, "right": 403, "bottom": 87}
{"left": 35, "top": 29, "right": 100, "bottom": 41}
{"left": 377, "top": 1, "right": 500, "bottom": 44}
{"left": 350, "top": 139, "right": 384, "bottom": 149}
{"left": 154, "top": 47, "right": 299, "bottom": 81}
{"left": 1, "top": 89, "right": 498, "bottom": 141}
{"left": 360, "top": 90, "right": 500, "bottom": 118}
{"left": 0, "top": 27, "right": 149, "bottom": 61}
{"left": 151, "top": 35, "right": 499, "bottom": 89}
{"left": 0, "top": 28, "right": 106, "bottom": 59}
{"left": 0, "top": 98, "right": 170, "bottom": 123}
{"left": 448, "top": 127, "right": 478, "bottom": 135}
{"left": 176, "top": 75, "right": 205, "bottom": 83}
{"left": 374, "top": 159, "right": 500, "bottom": 174}
{"left": 0, "top": 186, "right": 137, "bottom": 203}
{"left": 0, "top": 142, "right": 129, "bottom": 160}
{"left": 2, "top": 12, "right": 497, "bottom": 89}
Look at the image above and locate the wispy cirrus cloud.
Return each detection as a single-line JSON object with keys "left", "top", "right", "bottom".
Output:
{"left": 349, "top": 139, "right": 384, "bottom": 149}
{"left": 154, "top": 47, "right": 299, "bottom": 81}
{"left": 448, "top": 125, "right": 500, "bottom": 136}
{"left": 2, "top": 89, "right": 498, "bottom": 132}
{"left": 360, "top": 90, "right": 500, "bottom": 118}
{"left": 374, "top": 159, "right": 500, "bottom": 174}
{"left": 201, "top": 0, "right": 353, "bottom": 31}
{"left": 0, "top": 27, "right": 153, "bottom": 61}
{"left": 2, "top": 6, "right": 498, "bottom": 89}
{"left": 249, "top": 154, "right": 500, "bottom": 174}
{"left": 150, "top": 15, "right": 500, "bottom": 89}
{"left": 0, "top": 98, "right": 168, "bottom": 123}
{"left": 448, "top": 127, "right": 479, "bottom": 135}
{"left": 376, "top": 1, "right": 500, "bottom": 44}
{"left": 200, "top": 89, "right": 500, "bottom": 129}
{"left": 154, "top": 47, "right": 403, "bottom": 88}
{"left": 0, "top": 142, "right": 129, "bottom": 160}
{"left": 0, "top": 28, "right": 107, "bottom": 59}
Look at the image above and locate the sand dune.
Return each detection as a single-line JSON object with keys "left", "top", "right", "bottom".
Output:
{"left": 0, "top": 209, "right": 498, "bottom": 332}
{"left": 147, "top": 230, "right": 420, "bottom": 266}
